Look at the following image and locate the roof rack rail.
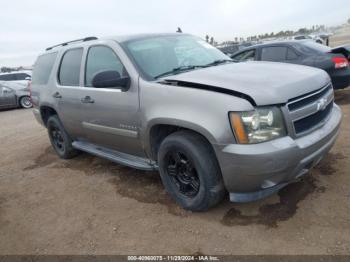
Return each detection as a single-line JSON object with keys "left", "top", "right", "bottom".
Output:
{"left": 45, "top": 36, "right": 98, "bottom": 51}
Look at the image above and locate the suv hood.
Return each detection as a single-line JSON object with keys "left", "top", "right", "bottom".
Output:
{"left": 162, "top": 62, "right": 330, "bottom": 105}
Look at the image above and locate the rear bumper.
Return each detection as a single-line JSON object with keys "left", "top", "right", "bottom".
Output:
{"left": 331, "top": 68, "right": 350, "bottom": 89}
{"left": 214, "top": 104, "right": 342, "bottom": 202}
{"left": 32, "top": 108, "right": 44, "bottom": 126}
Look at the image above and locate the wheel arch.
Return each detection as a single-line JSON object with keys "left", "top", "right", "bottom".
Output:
{"left": 145, "top": 118, "right": 217, "bottom": 161}
{"left": 39, "top": 105, "right": 58, "bottom": 126}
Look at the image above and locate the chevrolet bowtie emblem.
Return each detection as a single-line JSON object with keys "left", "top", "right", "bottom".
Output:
{"left": 316, "top": 98, "right": 327, "bottom": 111}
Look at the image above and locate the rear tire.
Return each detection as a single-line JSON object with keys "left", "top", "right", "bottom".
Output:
{"left": 47, "top": 115, "right": 78, "bottom": 159}
{"left": 19, "top": 96, "right": 32, "bottom": 109}
{"left": 158, "top": 131, "right": 225, "bottom": 211}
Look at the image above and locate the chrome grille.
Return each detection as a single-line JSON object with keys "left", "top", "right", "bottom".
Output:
{"left": 285, "top": 84, "right": 334, "bottom": 137}
{"left": 288, "top": 85, "right": 332, "bottom": 111}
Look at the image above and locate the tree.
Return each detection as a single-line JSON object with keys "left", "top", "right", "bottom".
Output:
{"left": 298, "top": 28, "right": 307, "bottom": 35}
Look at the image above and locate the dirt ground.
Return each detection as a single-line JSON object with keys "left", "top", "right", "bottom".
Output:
{"left": 330, "top": 24, "right": 350, "bottom": 47}
{"left": 1, "top": 27, "right": 350, "bottom": 255}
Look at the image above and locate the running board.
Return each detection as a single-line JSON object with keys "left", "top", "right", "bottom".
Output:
{"left": 72, "top": 141, "right": 157, "bottom": 171}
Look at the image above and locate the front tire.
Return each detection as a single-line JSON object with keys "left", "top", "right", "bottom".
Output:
{"left": 47, "top": 115, "right": 78, "bottom": 159}
{"left": 19, "top": 96, "right": 32, "bottom": 108}
{"left": 158, "top": 131, "right": 225, "bottom": 211}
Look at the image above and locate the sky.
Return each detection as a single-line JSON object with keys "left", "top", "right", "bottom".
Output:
{"left": 0, "top": 0, "right": 349, "bottom": 67}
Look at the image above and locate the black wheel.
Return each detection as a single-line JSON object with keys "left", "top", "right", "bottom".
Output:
{"left": 19, "top": 96, "right": 32, "bottom": 108}
{"left": 47, "top": 115, "right": 78, "bottom": 159}
{"left": 158, "top": 131, "right": 225, "bottom": 211}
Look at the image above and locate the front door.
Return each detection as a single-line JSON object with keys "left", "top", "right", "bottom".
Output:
{"left": 78, "top": 44, "right": 144, "bottom": 157}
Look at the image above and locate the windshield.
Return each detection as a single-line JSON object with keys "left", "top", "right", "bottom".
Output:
{"left": 122, "top": 35, "right": 230, "bottom": 80}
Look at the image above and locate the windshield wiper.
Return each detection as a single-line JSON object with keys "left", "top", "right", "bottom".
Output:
{"left": 154, "top": 59, "right": 233, "bottom": 79}
{"left": 154, "top": 65, "right": 203, "bottom": 79}
{"left": 203, "top": 59, "right": 234, "bottom": 67}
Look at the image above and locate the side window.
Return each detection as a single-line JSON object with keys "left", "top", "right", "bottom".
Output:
{"left": 8, "top": 74, "right": 16, "bottom": 81}
{"left": 13, "top": 73, "right": 27, "bottom": 80}
{"left": 261, "top": 47, "right": 288, "bottom": 62}
{"left": 32, "top": 52, "right": 58, "bottom": 85}
{"left": 85, "top": 46, "right": 126, "bottom": 87}
{"left": 59, "top": 48, "right": 83, "bottom": 86}
{"left": 0, "top": 74, "right": 14, "bottom": 81}
{"left": 232, "top": 50, "right": 256, "bottom": 62}
{"left": 287, "top": 48, "right": 299, "bottom": 60}
{"left": 19, "top": 73, "right": 30, "bottom": 80}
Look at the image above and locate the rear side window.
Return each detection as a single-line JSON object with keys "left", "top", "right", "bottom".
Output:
{"left": 15, "top": 73, "right": 31, "bottom": 80}
{"left": 85, "top": 46, "right": 126, "bottom": 87}
{"left": 287, "top": 48, "right": 299, "bottom": 60}
{"left": 32, "top": 53, "right": 57, "bottom": 85}
{"left": 261, "top": 47, "right": 288, "bottom": 62}
{"left": 59, "top": 48, "right": 83, "bottom": 86}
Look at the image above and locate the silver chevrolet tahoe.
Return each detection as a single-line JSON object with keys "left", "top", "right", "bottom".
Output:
{"left": 31, "top": 33, "right": 342, "bottom": 211}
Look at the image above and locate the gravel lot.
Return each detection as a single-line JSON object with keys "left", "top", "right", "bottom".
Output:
{"left": 1, "top": 28, "right": 350, "bottom": 254}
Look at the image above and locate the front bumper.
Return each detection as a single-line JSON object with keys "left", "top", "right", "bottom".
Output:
{"left": 214, "top": 104, "right": 342, "bottom": 202}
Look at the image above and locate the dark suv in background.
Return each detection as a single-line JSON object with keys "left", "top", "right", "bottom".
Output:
{"left": 231, "top": 40, "right": 350, "bottom": 89}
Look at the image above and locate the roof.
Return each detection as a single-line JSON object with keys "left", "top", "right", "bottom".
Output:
{"left": 234, "top": 39, "right": 314, "bottom": 52}
{"left": 0, "top": 70, "right": 32, "bottom": 76}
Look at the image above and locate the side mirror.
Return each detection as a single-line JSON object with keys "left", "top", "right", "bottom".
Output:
{"left": 92, "top": 70, "right": 130, "bottom": 91}
{"left": 25, "top": 76, "right": 31, "bottom": 81}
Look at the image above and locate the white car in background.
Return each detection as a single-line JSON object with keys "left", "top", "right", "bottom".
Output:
{"left": 0, "top": 71, "right": 33, "bottom": 108}
{"left": 0, "top": 70, "right": 32, "bottom": 83}
{"left": 0, "top": 81, "right": 32, "bottom": 109}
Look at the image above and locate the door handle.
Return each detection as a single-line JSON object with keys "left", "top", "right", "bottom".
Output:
{"left": 81, "top": 96, "right": 94, "bottom": 103}
{"left": 52, "top": 92, "right": 62, "bottom": 99}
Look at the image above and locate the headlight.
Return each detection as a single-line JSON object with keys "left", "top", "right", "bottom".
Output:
{"left": 229, "top": 107, "right": 286, "bottom": 144}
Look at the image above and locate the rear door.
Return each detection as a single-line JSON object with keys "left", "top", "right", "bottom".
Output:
{"left": 77, "top": 43, "right": 144, "bottom": 156}
{"left": 260, "top": 46, "right": 288, "bottom": 62}
{"left": 0, "top": 85, "right": 17, "bottom": 107}
{"left": 259, "top": 45, "right": 306, "bottom": 65}
{"left": 55, "top": 48, "right": 86, "bottom": 140}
